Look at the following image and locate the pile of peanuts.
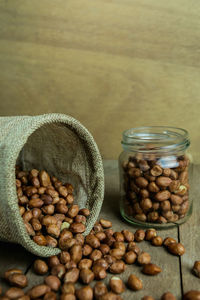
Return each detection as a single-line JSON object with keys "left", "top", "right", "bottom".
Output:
{"left": 0, "top": 167, "right": 197, "bottom": 299}
{"left": 1, "top": 215, "right": 191, "bottom": 300}
{"left": 16, "top": 167, "right": 89, "bottom": 247}
{"left": 122, "top": 154, "right": 189, "bottom": 223}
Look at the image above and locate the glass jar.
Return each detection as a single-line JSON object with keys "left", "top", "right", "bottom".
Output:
{"left": 119, "top": 126, "right": 192, "bottom": 228}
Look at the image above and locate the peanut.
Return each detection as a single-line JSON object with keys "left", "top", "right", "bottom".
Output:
{"left": 145, "top": 229, "right": 157, "bottom": 241}
{"left": 83, "top": 244, "right": 93, "bottom": 256}
{"left": 33, "top": 259, "right": 48, "bottom": 275}
{"left": 65, "top": 260, "right": 77, "bottom": 270}
{"left": 48, "top": 255, "right": 60, "bottom": 268}
{"left": 41, "top": 194, "right": 53, "bottom": 205}
{"left": 27, "top": 284, "right": 50, "bottom": 299}
{"left": 193, "top": 261, "right": 200, "bottom": 278}
{"left": 79, "top": 208, "right": 90, "bottom": 217}
{"left": 18, "top": 296, "right": 30, "bottom": 300}
{"left": 94, "top": 282, "right": 108, "bottom": 300}
{"left": 67, "top": 205, "right": 79, "bottom": 218}
{"left": 4, "top": 269, "right": 23, "bottom": 281}
{"left": 109, "top": 260, "right": 126, "bottom": 274}
{"left": 160, "top": 200, "right": 171, "bottom": 212}
{"left": 46, "top": 235, "right": 58, "bottom": 247}
{"left": 109, "top": 277, "right": 125, "bottom": 294}
{"left": 104, "top": 255, "right": 117, "bottom": 266}
{"left": 127, "top": 274, "right": 143, "bottom": 291}
{"left": 75, "top": 214, "right": 87, "bottom": 224}
{"left": 126, "top": 242, "right": 140, "bottom": 255}
{"left": 109, "top": 248, "right": 124, "bottom": 260}
{"left": 124, "top": 251, "right": 137, "bottom": 264}
{"left": 63, "top": 268, "right": 79, "bottom": 283}
{"left": 140, "top": 198, "right": 152, "bottom": 211}
{"left": 100, "top": 292, "right": 123, "bottom": 300}
{"left": 155, "top": 190, "right": 171, "bottom": 202}
{"left": 137, "top": 252, "right": 151, "bottom": 265}
{"left": 183, "top": 291, "right": 200, "bottom": 300}
{"left": 156, "top": 177, "right": 172, "bottom": 187}
{"left": 96, "top": 231, "right": 107, "bottom": 241}
{"left": 28, "top": 198, "right": 44, "bottom": 208}
{"left": 134, "top": 229, "right": 145, "bottom": 242}
{"left": 92, "top": 265, "right": 107, "bottom": 280}
{"left": 99, "top": 244, "right": 110, "bottom": 255}
{"left": 150, "top": 165, "right": 163, "bottom": 176}
{"left": 93, "top": 259, "right": 109, "bottom": 270}
{"left": 163, "top": 237, "right": 177, "bottom": 247}
{"left": 134, "top": 214, "right": 147, "bottom": 222}
{"left": 140, "top": 189, "right": 150, "bottom": 199}
{"left": 148, "top": 182, "right": 159, "bottom": 193}
{"left": 76, "top": 286, "right": 93, "bottom": 300}
{"left": 24, "top": 222, "right": 35, "bottom": 236}
{"left": 151, "top": 236, "right": 163, "bottom": 246}
{"left": 79, "top": 268, "right": 95, "bottom": 284}
{"left": 161, "top": 292, "right": 176, "bottom": 300}
{"left": 70, "top": 222, "right": 86, "bottom": 233}
{"left": 111, "top": 243, "right": 125, "bottom": 255}
{"left": 33, "top": 234, "right": 47, "bottom": 245}
{"left": 32, "top": 208, "right": 42, "bottom": 218}
{"left": 59, "top": 251, "right": 70, "bottom": 264}
{"left": 90, "top": 249, "right": 103, "bottom": 261}
{"left": 61, "top": 293, "right": 76, "bottom": 300}
{"left": 85, "top": 234, "right": 100, "bottom": 248}
{"left": 121, "top": 230, "right": 134, "bottom": 242}
{"left": 7, "top": 273, "right": 28, "bottom": 288}
{"left": 61, "top": 282, "right": 75, "bottom": 294}
{"left": 43, "top": 291, "right": 57, "bottom": 300}
{"left": 163, "top": 168, "right": 171, "bottom": 177}
{"left": 167, "top": 243, "right": 185, "bottom": 256}
{"left": 51, "top": 264, "right": 66, "bottom": 279}
{"left": 70, "top": 244, "right": 82, "bottom": 263}
{"left": 39, "top": 171, "right": 51, "bottom": 187}
{"left": 23, "top": 211, "right": 33, "bottom": 223}
{"left": 5, "top": 287, "right": 24, "bottom": 299}
{"left": 44, "top": 275, "right": 61, "bottom": 291}
{"left": 142, "top": 263, "right": 162, "bottom": 275}
{"left": 99, "top": 218, "right": 112, "bottom": 228}
{"left": 135, "top": 177, "right": 148, "bottom": 188}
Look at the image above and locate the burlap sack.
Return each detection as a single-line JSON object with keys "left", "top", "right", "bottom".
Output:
{"left": 0, "top": 113, "right": 104, "bottom": 257}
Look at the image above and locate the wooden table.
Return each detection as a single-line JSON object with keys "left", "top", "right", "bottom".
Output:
{"left": 0, "top": 161, "right": 199, "bottom": 299}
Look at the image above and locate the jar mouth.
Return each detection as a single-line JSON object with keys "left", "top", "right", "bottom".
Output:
{"left": 122, "top": 126, "right": 190, "bottom": 153}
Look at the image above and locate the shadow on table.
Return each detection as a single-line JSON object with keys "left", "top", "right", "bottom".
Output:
{"left": 0, "top": 241, "right": 34, "bottom": 277}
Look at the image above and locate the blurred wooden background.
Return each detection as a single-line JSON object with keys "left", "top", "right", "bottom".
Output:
{"left": 0, "top": 0, "right": 200, "bottom": 159}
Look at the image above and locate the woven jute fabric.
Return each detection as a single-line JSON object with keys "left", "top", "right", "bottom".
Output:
{"left": 0, "top": 113, "right": 104, "bottom": 257}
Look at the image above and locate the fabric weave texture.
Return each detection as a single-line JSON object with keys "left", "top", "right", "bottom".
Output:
{"left": 0, "top": 113, "right": 104, "bottom": 257}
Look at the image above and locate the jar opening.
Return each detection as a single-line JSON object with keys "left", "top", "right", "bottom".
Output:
{"left": 122, "top": 126, "right": 190, "bottom": 153}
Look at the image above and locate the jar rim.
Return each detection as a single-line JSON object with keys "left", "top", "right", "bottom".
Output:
{"left": 122, "top": 126, "right": 190, "bottom": 153}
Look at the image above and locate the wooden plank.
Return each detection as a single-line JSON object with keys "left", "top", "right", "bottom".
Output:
{"left": 0, "top": 1, "right": 200, "bottom": 159}
{"left": 179, "top": 165, "right": 200, "bottom": 292}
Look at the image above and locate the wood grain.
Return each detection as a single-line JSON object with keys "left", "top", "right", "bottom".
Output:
{"left": 179, "top": 165, "right": 200, "bottom": 293}
{"left": 0, "top": 0, "right": 200, "bottom": 159}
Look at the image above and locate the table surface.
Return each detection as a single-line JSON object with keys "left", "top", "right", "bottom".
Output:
{"left": 0, "top": 161, "right": 199, "bottom": 299}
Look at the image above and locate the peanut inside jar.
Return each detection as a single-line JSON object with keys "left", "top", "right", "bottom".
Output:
{"left": 119, "top": 126, "right": 192, "bottom": 227}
